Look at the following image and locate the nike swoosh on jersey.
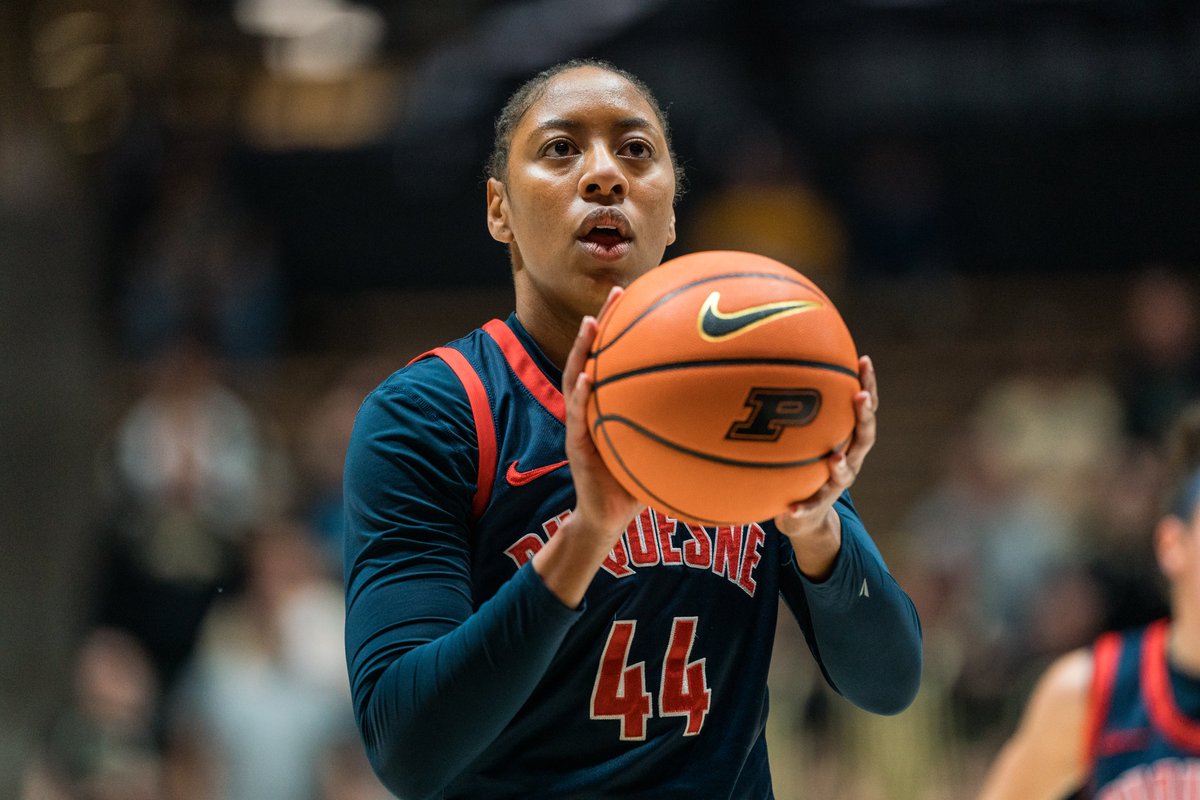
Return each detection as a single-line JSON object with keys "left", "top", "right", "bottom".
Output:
{"left": 697, "top": 291, "right": 822, "bottom": 341}
{"left": 506, "top": 458, "right": 570, "bottom": 486}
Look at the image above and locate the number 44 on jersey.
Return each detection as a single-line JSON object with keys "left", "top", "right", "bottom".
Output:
{"left": 590, "top": 617, "right": 711, "bottom": 741}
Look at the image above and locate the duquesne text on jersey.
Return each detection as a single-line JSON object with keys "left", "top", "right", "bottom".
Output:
{"left": 1099, "top": 760, "right": 1200, "bottom": 800}
{"left": 504, "top": 508, "right": 766, "bottom": 597}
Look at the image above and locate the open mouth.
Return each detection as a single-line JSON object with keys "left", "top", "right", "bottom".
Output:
{"left": 580, "top": 226, "right": 628, "bottom": 248}
{"left": 576, "top": 212, "right": 633, "bottom": 261}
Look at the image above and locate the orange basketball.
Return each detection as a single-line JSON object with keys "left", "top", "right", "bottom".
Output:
{"left": 585, "top": 250, "right": 861, "bottom": 525}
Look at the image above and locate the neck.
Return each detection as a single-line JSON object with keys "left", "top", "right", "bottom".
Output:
{"left": 514, "top": 297, "right": 577, "bottom": 371}
{"left": 1168, "top": 607, "right": 1200, "bottom": 676}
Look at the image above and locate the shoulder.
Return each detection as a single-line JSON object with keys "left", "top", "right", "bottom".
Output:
{"left": 1008, "top": 647, "right": 1095, "bottom": 767}
{"left": 343, "top": 351, "right": 482, "bottom": 505}
{"left": 361, "top": 352, "right": 475, "bottom": 423}
{"left": 977, "top": 648, "right": 1095, "bottom": 800}
{"left": 345, "top": 350, "right": 486, "bottom": 471}
{"left": 1016, "top": 647, "right": 1096, "bottom": 770}
{"left": 1032, "top": 647, "right": 1095, "bottom": 722}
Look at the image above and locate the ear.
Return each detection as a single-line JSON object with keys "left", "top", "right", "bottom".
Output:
{"left": 665, "top": 209, "right": 676, "bottom": 247}
{"left": 486, "top": 178, "right": 513, "bottom": 244}
{"left": 1156, "top": 514, "right": 1188, "bottom": 580}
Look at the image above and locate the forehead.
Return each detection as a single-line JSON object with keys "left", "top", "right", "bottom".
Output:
{"left": 520, "top": 67, "right": 661, "bottom": 133}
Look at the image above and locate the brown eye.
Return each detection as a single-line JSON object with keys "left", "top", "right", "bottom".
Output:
{"left": 545, "top": 139, "right": 578, "bottom": 158}
{"left": 620, "top": 140, "right": 653, "bottom": 159}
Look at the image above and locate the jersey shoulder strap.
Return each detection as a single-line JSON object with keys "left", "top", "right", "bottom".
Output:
{"left": 1141, "top": 617, "right": 1200, "bottom": 750}
{"left": 1086, "top": 629, "right": 1124, "bottom": 764}
{"left": 407, "top": 344, "right": 497, "bottom": 520}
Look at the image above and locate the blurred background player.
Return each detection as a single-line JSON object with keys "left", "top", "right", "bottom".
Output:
{"left": 977, "top": 401, "right": 1200, "bottom": 799}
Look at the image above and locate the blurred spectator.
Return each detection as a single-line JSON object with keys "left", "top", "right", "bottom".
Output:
{"left": 121, "top": 158, "right": 284, "bottom": 362}
{"left": 1115, "top": 263, "right": 1200, "bottom": 445}
{"left": 971, "top": 299, "right": 1124, "bottom": 525}
{"left": 683, "top": 122, "right": 848, "bottom": 297}
{"left": 165, "top": 517, "right": 359, "bottom": 800}
{"left": 22, "top": 628, "right": 166, "bottom": 800}
{"left": 93, "top": 335, "right": 287, "bottom": 690}
{"left": 901, "top": 418, "right": 1081, "bottom": 743}
{"left": 900, "top": 314, "right": 1124, "bottom": 748}
{"left": 972, "top": 368, "right": 1123, "bottom": 520}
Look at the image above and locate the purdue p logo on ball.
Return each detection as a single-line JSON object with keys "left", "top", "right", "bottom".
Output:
{"left": 726, "top": 388, "right": 822, "bottom": 442}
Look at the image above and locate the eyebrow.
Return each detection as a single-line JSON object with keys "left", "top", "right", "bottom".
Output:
{"left": 527, "top": 116, "right": 655, "bottom": 140}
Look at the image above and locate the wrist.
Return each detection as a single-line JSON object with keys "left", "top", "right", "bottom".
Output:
{"left": 531, "top": 513, "right": 626, "bottom": 608}
{"left": 787, "top": 508, "right": 842, "bottom": 582}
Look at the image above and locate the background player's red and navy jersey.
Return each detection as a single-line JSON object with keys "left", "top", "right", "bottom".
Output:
{"left": 343, "top": 313, "right": 921, "bottom": 800}
{"left": 1087, "top": 620, "right": 1200, "bottom": 798}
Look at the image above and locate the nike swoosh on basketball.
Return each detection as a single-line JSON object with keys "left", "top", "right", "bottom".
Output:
{"left": 697, "top": 291, "right": 822, "bottom": 341}
{"left": 506, "top": 459, "right": 569, "bottom": 486}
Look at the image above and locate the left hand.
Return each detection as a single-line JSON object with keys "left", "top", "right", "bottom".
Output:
{"left": 775, "top": 355, "right": 879, "bottom": 578}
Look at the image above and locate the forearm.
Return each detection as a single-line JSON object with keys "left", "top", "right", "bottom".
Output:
{"left": 355, "top": 563, "right": 581, "bottom": 799}
{"left": 786, "top": 504, "right": 922, "bottom": 715}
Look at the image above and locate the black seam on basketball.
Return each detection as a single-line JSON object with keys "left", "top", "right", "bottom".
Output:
{"left": 589, "top": 415, "right": 733, "bottom": 525}
{"left": 594, "top": 272, "right": 819, "bottom": 357}
{"left": 592, "top": 358, "right": 860, "bottom": 389}
{"left": 594, "top": 414, "right": 837, "bottom": 468}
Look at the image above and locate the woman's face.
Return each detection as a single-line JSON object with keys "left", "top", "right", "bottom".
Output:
{"left": 487, "top": 66, "right": 677, "bottom": 324}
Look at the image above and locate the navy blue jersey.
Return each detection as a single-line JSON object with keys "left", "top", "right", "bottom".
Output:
{"left": 343, "top": 314, "right": 921, "bottom": 799}
{"left": 1087, "top": 619, "right": 1200, "bottom": 798}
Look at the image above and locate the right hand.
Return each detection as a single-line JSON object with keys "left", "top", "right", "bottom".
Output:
{"left": 532, "top": 287, "right": 644, "bottom": 608}
{"left": 561, "top": 286, "right": 644, "bottom": 541}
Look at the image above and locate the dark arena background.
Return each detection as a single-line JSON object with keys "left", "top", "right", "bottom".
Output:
{"left": 2, "top": 2, "right": 1199, "bottom": 798}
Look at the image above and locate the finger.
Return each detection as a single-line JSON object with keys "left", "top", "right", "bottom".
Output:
{"left": 828, "top": 449, "right": 856, "bottom": 491}
{"left": 786, "top": 483, "right": 836, "bottom": 518}
{"left": 564, "top": 371, "right": 598, "bottom": 456}
{"left": 844, "top": 389, "right": 877, "bottom": 475}
{"left": 842, "top": 357, "right": 877, "bottom": 475}
{"left": 859, "top": 355, "right": 878, "bottom": 413}
{"left": 562, "top": 315, "right": 597, "bottom": 403}
{"left": 597, "top": 285, "right": 624, "bottom": 320}
{"left": 786, "top": 453, "right": 848, "bottom": 515}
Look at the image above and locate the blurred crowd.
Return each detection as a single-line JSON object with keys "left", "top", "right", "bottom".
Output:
{"left": 6, "top": 1, "right": 1200, "bottom": 799}
{"left": 21, "top": 336, "right": 393, "bottom": 800}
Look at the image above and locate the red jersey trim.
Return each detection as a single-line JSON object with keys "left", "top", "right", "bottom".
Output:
{"left": 410, "top": 346, "right": 497, "bottom": 520}
{"left": 1142, "top": 618, "right": 1200, "bottom": 751}
{"left": 483, "top": 319, "right": 566, "bottom": 423}
{"left": 1087, "top": 630, "right": 1123, "bottom": 764}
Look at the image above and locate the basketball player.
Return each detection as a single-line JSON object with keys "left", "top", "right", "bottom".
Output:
{"left": 343, "top": 59, "right": 922, "bottom": 799}
{"left": 978, "top": 403, "right": 1200, "bottom": 799}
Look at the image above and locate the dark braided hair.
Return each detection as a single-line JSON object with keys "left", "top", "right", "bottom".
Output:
{"left": 485, "top": 59, "right": 685, "bottom": 200}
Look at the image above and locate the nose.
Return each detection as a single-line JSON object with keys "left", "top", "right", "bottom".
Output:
{"left": 579, "top": 145, "right": 626, "bottom": 200}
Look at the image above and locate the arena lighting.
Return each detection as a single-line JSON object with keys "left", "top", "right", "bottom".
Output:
{"left": 234, "top": 0, "right": 343, "bottom": 38}
{"left": 29, "top": 9, "right": 131, "bottom": 153}
{"left": 234, "top": 0, "right": 384, "bottom": 79}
